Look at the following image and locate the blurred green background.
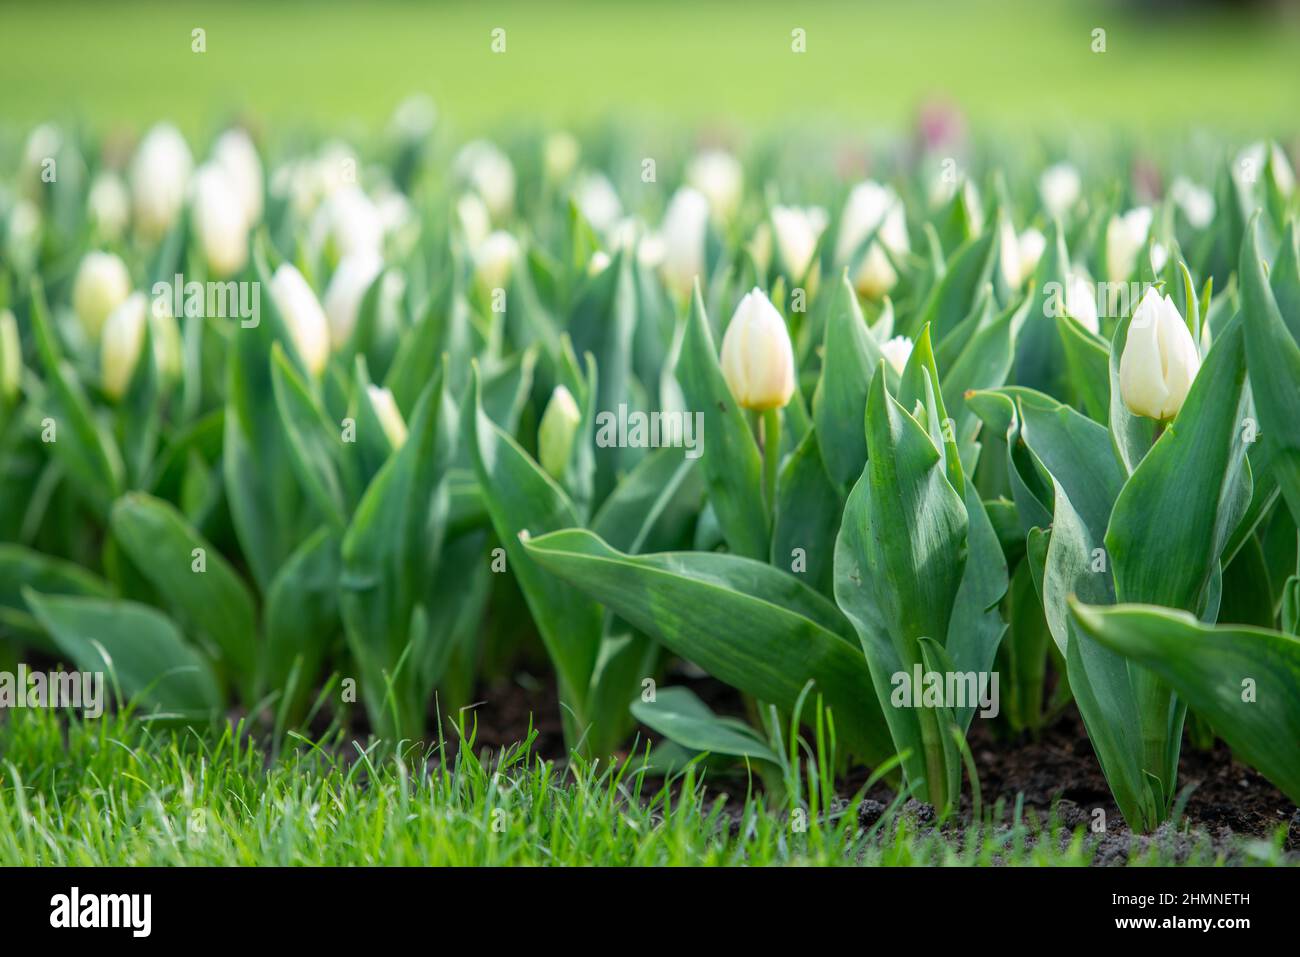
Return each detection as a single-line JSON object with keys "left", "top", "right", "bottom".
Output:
{"left": 0, "top": 0, "right": 1297, "bottom": 136}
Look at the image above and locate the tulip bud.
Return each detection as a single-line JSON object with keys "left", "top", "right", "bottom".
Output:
{"left": 543, "top": 131, "right": 580, "bottom": 183}
{"left": 770, "top": 205, "right": 827, "bottom": 279}
{"left": 5, "top": 200, "right": 42, "bottom": 273}
{"left": 538, "top": 385, "right": 582, "bottom": 479}
{"left": 587, "top": 250, "right": 611, "bottom": 275}
{"left": 149, "top": 298, "right": 183, "bottom": 384}
{"left": 687, "top": 150, "right": 743, "bottom": 221}
{"left": 1038, "top": 163, "right": 1081, "bottom": 219}
{"left": 324, "top": 250, "right": 384, "bottom": 348}
{"left": 1169, "top": 176, "right": 1214, "bottom": 230}
{"left": 573, "top": 173, "right": 622, "bottom": 233}
{"left": 881, "top": 335, "right": 914, "bottom": 374}
{"left": 0, "top": 309, "right": 21, "bottom": 402}
{"left": 87, "top": 172, "right": 130, "bottom": 242}
{"left": 366, "top": 385, "right": 408, "bottom": 450}
{"left": 1064, "top": 274, "right": 1099, "bottom": 335}
{"left": 1119, "top": 287, "right": 1200, "bottom": 421}
{"left": 720, "top": 288, "right": 795, "bottom": 411}
{"left": 1106, "top": 206, "right": 1152, "bottom": 282}
{"left": 456, "top": 192, "right": 492, "bottom": 249}
{"left": 1001, "top": 223, "right": 1045, "bottom": 289}
{"left": 455, "top": 140, "right": 515, "bottom": 221}
{"left": 73, "top": 251, "right": 132, "bottom": 341}
{"left": 19, "top": 124, "right": 62, "bottom": 202}
{"left": 835, "top": 181, "right": 909, "bottom": 298}
{"left": 312, "top": 184, "right": 384, "bottom": 262}
{"left": 269, "top": 264, "right": 330, "bottom": 378}
{"left": 473, "top": 231, "right": 519, "bottom": 292}
{"left": 130, "top": 123, "right": 193, "bottom": 242}
{"left": 101, "top": 292, "right": 148, "bottom": 400}
{"left": 212, "top": 128, "right": 264, "bottom": 226}
{"left": 192, "top": 163, "right": 250, "bottom": 278}
{"left": 659, "top": 187, "right": 709, "bottom": 298}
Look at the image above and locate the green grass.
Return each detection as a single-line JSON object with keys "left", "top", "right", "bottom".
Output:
{"left": 0, "top": 0, "right": 1296, "bottom": 136}
{"left": 0, "top": 709, "right": 1288, "bottom": 866}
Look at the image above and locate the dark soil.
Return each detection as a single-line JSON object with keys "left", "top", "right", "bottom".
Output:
{"left": 460, "top": 669, "right": 1298, "bottom": 864}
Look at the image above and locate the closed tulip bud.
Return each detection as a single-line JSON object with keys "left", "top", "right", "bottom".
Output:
{"left": 543, "top": 131, "right": 580, "bottom": 183}
{"left": 1119, "top": 287, "right": 1200, "bottom": 421}
{"left": 538, "top": 385, "right": 582, "bottom": 479}
{"left": 687, "top": 150, "right": 743, "bottom": 221}
{"left": 1169, "top": 176, "right": 1214, "bottom": 230}
{"left": 130, "top": 123, "right": 193, "bottom": 242}
{"left": 1001, "top": 223, "right": 1045, "bottom": 289}
{"left": 1039, "top": 163, "right": 1081, "bottom": 219}
{"left": 836, "top": 181, "right": 909, "bottom": 297}
{"left": 1105, "top": 206, "right": 1152, "bottom": 282}
{"left": 269, "top": 264, "right": 330, "bottom": 378}
{"left": 19, "top": 123, "right": 62, "bottom": 201}
{"left": 455, "top": 140, "right": 515, "bottom": 221}
{"left": 324, "top": 250, "right": 384, "bottom": 348}
{"left": 149, "top": 299, "right": 183, "bottom": 384}
{"left": 720, "top": 288, "right": 795, "bottom": 411}
{"left": 366, "top": 385, "right": 408, "bottom": 450}
{"left": 0, "top": 309, "right": 21, "bottom": 402}
{"left": 881, "top": 334, "right": 914, "bottom": 374}
{"left": 312, "top": 184, "right": 384, "bottom": 262}
{"left": 1065, "top": 273, "right": 1099, "bottom": 335}
{"left": 573, "top": 173, "right": 622, "bottom": 233}
{"left": 587, "top": 250, "right": 611, "bottom": 275}
{"left": 73, "top": 251, "right": 132, "bottom": 341}
{"left": 456, "top": 192, "right": 492, "bottom": 249}
{"left": 770, "top": 205, "right": 827, "bottom": 279}
{"left": 100, "top": 292, "right": 148, "bottom": 400}
{"left": 659, "top": 187, "right": 709, "bottom": 298}
{"left": 473, "top": 231, "right": 519, "bottom": 292}
{"left": 192, "top": 164, "right": 250, "bottom": 278}
{"left": 87, "top": 172, "right": 130, "bottom": 241}
{"left": 212, "top": 127, "right": 264, "bottom": 226}
{"left": 5, "top": 199, "right": 42, "bottom": 273}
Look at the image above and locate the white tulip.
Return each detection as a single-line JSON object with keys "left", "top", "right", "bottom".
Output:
{"left": 1169, "top": 177, "right": 1214, "bottom": 230}
{"left": 719, "top": 288, "right": 795, "bottom": 411}
{"left": 543, "top": 131, "right": 580, "bottom": 183}
{"left": 0, "top": 309, "right": 21, "bottom": 402}
{"left": 836, "top": 182, "right": 909, "bottom": 298}
{"left": 456, "top": 192, "right": 492, "bottom": 249}
{"left": 1150, "top": 242, "right": 1169, "bottom": 275}
{"left": 1106, "top": 206, "right": 1153, "bottom": 282}
{"left": 20, "top": 123, "right": 62, "bottom": 200}
{"left": 72, "top": 251, "right": 131, "bottom": 341}
{"left": 455, "top": 140, "right": 515, "bottom": 221}
{"left": 587, "top": 250, "right": 612, "bottom": 275}
{"left": 1039, "top": 163, "right": 1081, "bottom": 219}
{"left": 100, "top": 293, "right": 148, "bottom": 400}
{"left": 192, "top": 163, "right": 249, "bottom": 278}
{"left": 5, "top": 199, "right": 42, "bottom": 272}
{"left": 1002, "top": 223, "right": 1046, "bottom": 289}
{"left": 130, "top": 123, "right": 193, "bottom": 242}
{"left": 687, "top": 150, "right": 743, "bottom": 221}
{"left": 1235, "top": 141, "right": 1295, "bottom": 195}
{"left": 770, "top": 205, "right": 828, "bottom": 279}
{"left": 149, "top": 299, "right": 183, "bottom": 384}
{"left": 659, "top": 187, "right": 710, "bottom": 298}
{"left": 538, "top": 385, "right": 582, "bottom": 479}
{"left": 1119, "top": 287, "right": 1200, "bottom": 421}
{"left": 1064, "top": 274, "right": 1099, "bottom": 335}
{"left": 324, "top": 250, "right": 384, "bottom": 348}
{"left": 473, "top": 231, "right": 519, "bottom": 291}
{"left": 212, "top": 128, "right": 264, "bottom": 226}
{"left": 312, "top": 184, "right": 384, "bottom": 261}
{"left": 881, "top": 335, "right": 914, "bottom": 375}
{"left": 269, "top": 264, "right": 330, "bottom": 377}
{"left": 389, "top": 95, "right": 437, "bottom": 141}
{"left": 87, "top": 173, "right": 130, "bottom": 241}
{"left": 366, "top": 385, "right": 408, "bottom": 450}
{"left": 573, "top": 173, "right": 622, "bottom": 233}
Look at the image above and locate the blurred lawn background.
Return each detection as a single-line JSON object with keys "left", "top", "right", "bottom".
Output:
{"left": 0, "top": 0, "right": 1296, "bottom": 137}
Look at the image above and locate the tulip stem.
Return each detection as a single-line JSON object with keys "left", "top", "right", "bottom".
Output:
{"left": 760, "top": 408, "right": 781, "bottom": 509}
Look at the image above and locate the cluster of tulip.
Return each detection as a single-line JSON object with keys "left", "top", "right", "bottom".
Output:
{"left": 1, "top": 106, "right": 1298, "bottom": 830}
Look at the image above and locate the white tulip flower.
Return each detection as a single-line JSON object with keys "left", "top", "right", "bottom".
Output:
{"left": 538, "top": 385, "right": 582, "bottom": 479}
{"left": 836, "top": 182, "right": 909, "bottom": 298}
{"left": 456, "top": 192, "right": 492, "bottom": 250}
{"left": 573, "top": 173, "right": 622, "bottom": 233}
{"left": 20, "top": 123, "right": 62, "bottom": 200}
{"left": 587, "top": 250, "right": 612, "bottom": 275}
{"left": 1039, "top": 163, "right": 1081, "bottom": 219}
{"left": 881, "top": 335, "right": 914, "bottom": 375}
{"left": 313, "top": 184, "right": 384, "bottom": 261}
{"left": 659, "top": 187, "right": 710, "bottom": 299}
{"left": 1169, "top": 177, "right": 1214, "bottom": 230}
{"left": 366, "top": 385, "right": 408, "bottom": 450}
{"left": 212, "top": 128, "right": 264, "bottom": 226}
{"left": 100, "top": 292, "right": 148, "bottom": 400}
{"left": 543, "top": 131, "right": 580, "bottom": 183}
{"left": 687, "top": 150, "right": 743, "bottom": 221}
{"left": 720, "top": 288, "right": 795, "bottom": 411}
{"left": 324, "top": 250, "right": 384, "bottom": 348}
{"left": 269, "top": 264, "right": 331, "bottom": 378}
{"left": 1, "top": 309, "right": 21, "bottom": 402}
{"left": 770, "top": 205, "right": 827, "bottom": 279}
{"left": 1001, "top": 224, "right": 1046, "bottom": 289}
{"left": 192, "top": 163, "right": 249, "bottom": 278}
{"left": 1119, "top": 287, "right": 1200, "bottom": 421}
{"left": 5, "top": 199, "right": 42, "bottom": 272}
{"left": 473, "top": 231, "right": 519, "bottom": 292}
{"left": 1105, "top": 206, "right": 1153, "bottom": 282}
{"left": 87, "top": 172, "right": 130, "bottom": 241}
{"left": 1064, "top": 274, "right": 1100, "bottom": 335}
{"left": 72, "top": 251, "right": 132, "bottom": 341}
{"left": 130, "top": 123, "right": 193, "bottom": 242}
{"left": 455, "top": 140, "right": 515, "bottom": 221}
